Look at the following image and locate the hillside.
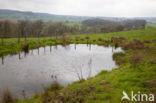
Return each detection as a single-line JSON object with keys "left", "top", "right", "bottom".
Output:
{"left": 0, "top": 9, "right": 91, "bottom": 23}
{"left": 0, "top": 9, "right": 156, "bottom": 23}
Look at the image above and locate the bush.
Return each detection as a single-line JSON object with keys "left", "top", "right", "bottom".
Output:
{"left": 85, "top": 36, "right": 90, "bottom": 40}
{"left": 61, "top": 34, "right": 70, "bottom": 43}
{"left": 111, "top": 36, "right": 126, "bottom": 44}
{"left": 22, "top": 42, "right": 29, "bottom": 53}
{"left": 97, "top": 38, "right": 103, "bottom": 42}
{"left": 75, "top": 37, "right": 81, "bottom": 41}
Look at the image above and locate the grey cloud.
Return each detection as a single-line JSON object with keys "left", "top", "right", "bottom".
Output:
{"left": 0, "top": 0, "right": 156, "bottom": 17}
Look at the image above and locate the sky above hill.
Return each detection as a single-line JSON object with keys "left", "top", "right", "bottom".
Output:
{"left": 0, "top": 0, "right": 156, "bottom": 17}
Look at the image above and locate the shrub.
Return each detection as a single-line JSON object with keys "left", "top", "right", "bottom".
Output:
{"left": 36, "top": 43, "right": 40, "bottom": 48}
{"left": 93, "top": 40, "right": 96, "bottom": 42}
{"left": 111, "top": 36, "right": 126, "bottom": 44}
{"left": 85, "top": 36, "right": 90, "bottom": 44}
{"left": 103, "top": 40, "right": 110, "bottom": 43}
{"left": 97, "top": 38, "right": 103, "bottom": 42}
{"left": 75, "top": 37, "right": 81, "bottom": 41}
{"left": 85, "top": 36, "right": 90, "bottom": 40}
{"left": 50, "top": 81, "right": 61, "bottom": 91}
{"left": 22, "top": 42, "right": 29, "bottom": 53}
{"left": 61, "top": 34, "right": 70, "bottom": 43}
{"left": 80, "top": 38, "right": 84, "bottom": 41}
{"left": 52, "top": 39, "right": 57, "bottom": 42}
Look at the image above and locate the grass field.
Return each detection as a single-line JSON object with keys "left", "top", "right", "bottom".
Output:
{"left": 147, "top": 23, "right": 156, "bottom": 28}
{"left": 1, "top": 28, "right": 156, "bottom": 103}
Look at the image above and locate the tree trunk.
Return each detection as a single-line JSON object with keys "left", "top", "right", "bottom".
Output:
{"left": 38, "top": 33, "right": 40, "bottom": 42}
{"left": 18, "top": 34, "right": 20, "bottom": 44}
{"left": 1, "top": 36, "right": 4, "bottom": 45}
{"left": 24, "top": 35, "right": 27, "bottom": 43}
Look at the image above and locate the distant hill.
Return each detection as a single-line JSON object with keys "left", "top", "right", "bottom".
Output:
{"left": 0, "top": 9, "right": 91, "bottom": 23}
{"left": 0, "top": 9, "right": 156, "bottom": 23}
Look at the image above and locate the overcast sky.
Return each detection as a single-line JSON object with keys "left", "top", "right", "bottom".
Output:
{"left": 0, "top": 0, "right": 156, "bottom": 17}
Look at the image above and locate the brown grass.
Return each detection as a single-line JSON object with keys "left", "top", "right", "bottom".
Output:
{"left": 130, "top": 52, "right": 145, "bottom": 67}
{"left": 1, "top": 88, "right": 15, "bottom": 103}
{"left": 111, "top": 36, "right": 126, "bottom": 44}
{"left": 150, "top": 59, "right": 156, "bottom": 64}
{"left": 75, "top": 37, "right": 81, "bottom": 41}
{"left": 97, "top": 38, "right": 103, "bottom": 42}
{"left": 61, "top": 35, "right": 70, "bottom": 43}
{"left": 80, "top": 38, "right": 84, "bottom": 41}
{"left": 122, "top": 39, "right": 148, "bottom": 50}
{"left": 42, "top": 82, "right": 62, "bottom": 103}
{"left": 153, "top": 39, "right": 156, "bottom": 46}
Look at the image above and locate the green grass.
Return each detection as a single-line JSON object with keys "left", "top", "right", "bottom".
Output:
{"left": 0, "top": 28, "right": 156, "bottom": 103}
{"left": 147, "top": 23, "right": 156, "bottom": 28}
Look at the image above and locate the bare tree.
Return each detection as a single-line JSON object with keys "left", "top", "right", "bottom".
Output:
{"left": 0, "top": 21, "right": 4, "bottom": 45}
{"left": 33, "top": 20, "right": 43, "bottom": 41}
{"left": 17, "top": 20, "right": 27, "bottom": 43}
{"left": 0, "top": 20, "right": 11, "bottom": 45}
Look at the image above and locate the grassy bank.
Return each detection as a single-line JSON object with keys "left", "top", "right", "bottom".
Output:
{"left": 1, "top": 28, "right": 156, "bottom": 103}
{"left": 0, "top": 28, "right": 156, "bottom": 57}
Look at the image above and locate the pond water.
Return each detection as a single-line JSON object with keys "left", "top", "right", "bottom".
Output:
{"left": 0, "top": 44, "right": 123, "bottom": 99}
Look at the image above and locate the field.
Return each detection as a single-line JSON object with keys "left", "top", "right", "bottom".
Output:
{"left": 1, "top": 28, "right": 156, "bottom": 103}
{"left": 147, "top": 23, "right": 156, "bottom": 28}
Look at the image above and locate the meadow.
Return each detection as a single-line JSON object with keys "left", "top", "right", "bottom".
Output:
{"left": 0, "top": 28, "right": 156, "bottom": 103}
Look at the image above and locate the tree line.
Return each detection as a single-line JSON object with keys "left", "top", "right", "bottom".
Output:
{"left": 82, "top": 18, "right": 146, "bottom": 33}
{"left": 0, "top": 18, "right": 146, "bottom": 44}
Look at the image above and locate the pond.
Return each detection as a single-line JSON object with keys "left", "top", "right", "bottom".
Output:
{"left": 0, "top": 44, "right": 123, "bottom": 99}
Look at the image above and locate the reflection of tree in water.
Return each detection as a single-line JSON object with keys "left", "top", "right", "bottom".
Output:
{"left": 1, "top": 56, "right": 4, "bottom": 65}
{"left": 18, "top": 52, "right": 21, "bottom": 60}
{"left": 50, "top": 45, "right": 52, "bottom": 52}
{"left": 88, "top": 58, "right": 92, "bottom": 79}
{"left": 71, "top": 55, "right": 93, "bottom": 81}
{"left": 48, "top": 51, "right": 93, "bottom": 81}
{"left": 62, "top": 44, "right": 71, "bottom": 51}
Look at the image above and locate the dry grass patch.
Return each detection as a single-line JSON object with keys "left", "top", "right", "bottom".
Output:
{"left": 1, "top": 88, "right": 15, "bottom": 103}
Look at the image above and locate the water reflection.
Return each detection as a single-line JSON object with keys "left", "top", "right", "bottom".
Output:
{"left": 38, "top": 48, "right": 40, "bottom": 55}
{"left": 1, "top": 56, "right": 4, "bottom": 65}
{"left": 0, "top": 44, "right": 123, "bottom": 99}
{"left": 18, "top": 52, "right": 21, "bottom": 60}
{"left": 89, "top": 44, "right": 91, "bottom": 51}
{"left": 74, "top": 44, "right": 76, "bottom": 50}
{"left": 31, "top": 50, "right": 33, "bottom": 56}
{"left": 50, "top": 46, "right": 52, "bottom": 52}
{"left": 44, "top": 47, "right": 46, "bottom": 54}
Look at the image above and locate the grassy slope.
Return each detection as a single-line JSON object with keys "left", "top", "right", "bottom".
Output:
{"left": 0, "top": 28, "right": 156, "bottom": 103}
